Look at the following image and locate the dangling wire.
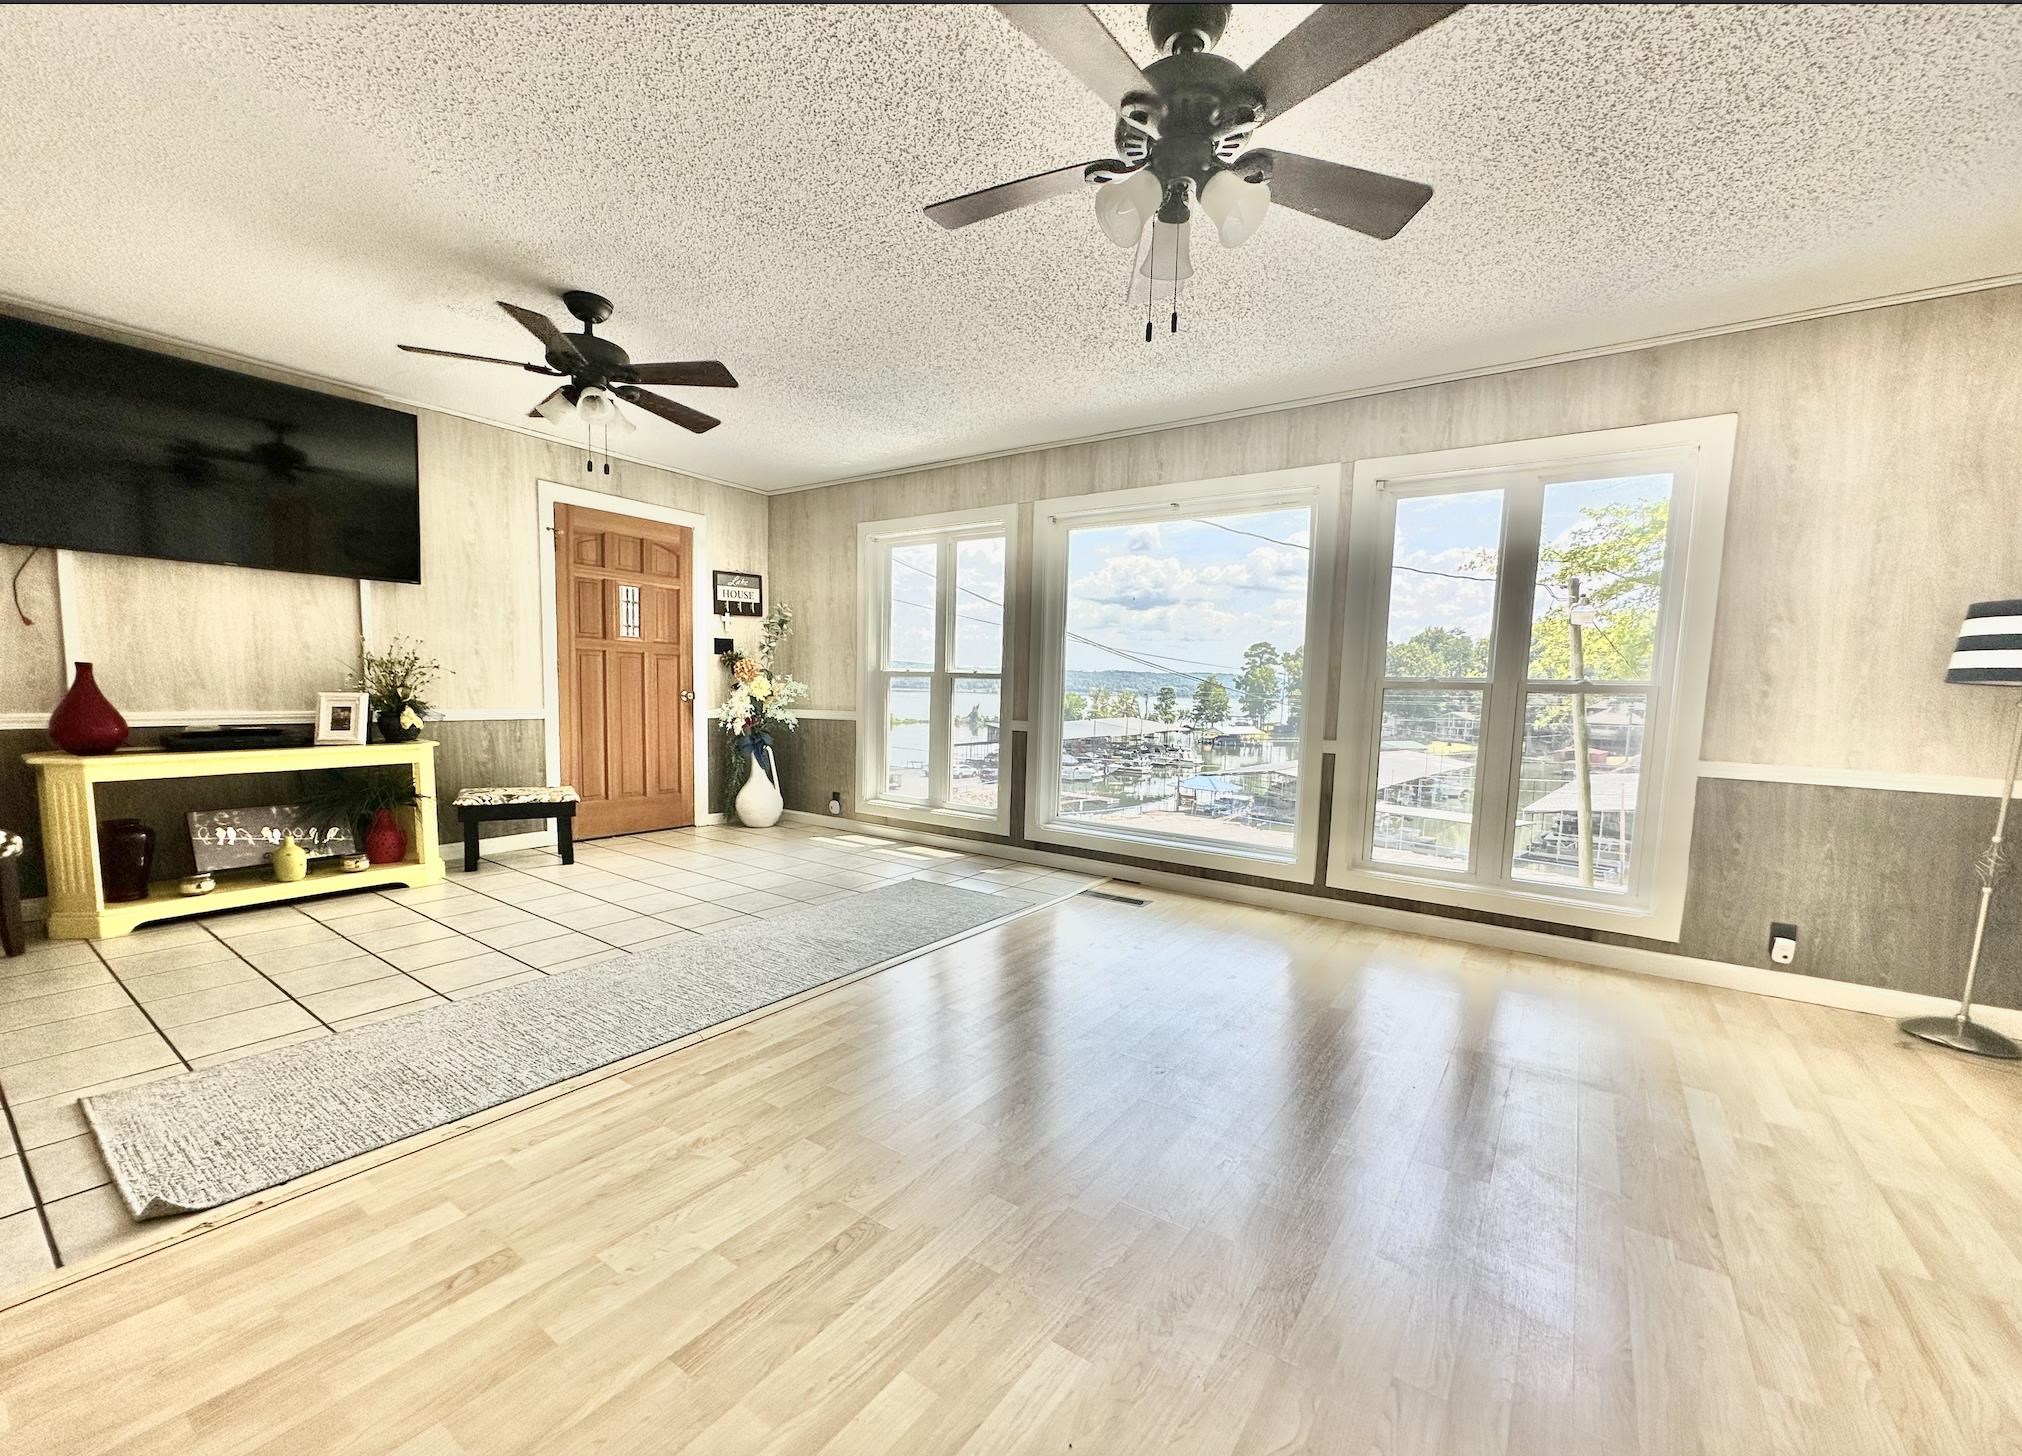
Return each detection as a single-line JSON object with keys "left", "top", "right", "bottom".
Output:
{"left": 10, "top": 544, "right": 42, "bottom": 626}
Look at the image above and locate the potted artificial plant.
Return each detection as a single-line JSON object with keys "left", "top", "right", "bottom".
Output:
{"left": 297, "top": 767, "right": 425, "bottom": 865}
{"left": 353, "top": 637, "right": 442, "bottom": 743}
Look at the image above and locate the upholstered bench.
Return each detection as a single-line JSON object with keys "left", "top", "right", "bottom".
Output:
{"left": 452, "top": 787, "right": 580, "bottom": 872}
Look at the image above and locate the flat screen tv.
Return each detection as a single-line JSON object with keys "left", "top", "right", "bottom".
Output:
{"left": 0, "top": 314, "right": 421, "bottom": 583}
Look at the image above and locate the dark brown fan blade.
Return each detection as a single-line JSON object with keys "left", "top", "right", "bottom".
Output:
{"left": 398, "top": 343, "right": 560, "bottom": 375}
{"left": 616, "top": 386, "right": 720, "bottom": 434}
{"left": 1263, "top": 151, "right": 1433, "bottom": 240}
{"left": 623, "top": 361, "right": 738, "bottom": 388}
{"left": 925, "top": 161, "right": 1097, "bottom": 231}
{"left": 993, "top": 4, "right": 1145, "bottom": 105}
{"left": 497, "top": 301, "right": 587, "bottom": 371}
{"left": 1245, "top": 4, "right": 1463, "bottom": 120}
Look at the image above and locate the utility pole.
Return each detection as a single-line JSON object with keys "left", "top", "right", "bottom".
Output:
{"left": 1568, "top": 576, "right": 1595, "bottom": 887}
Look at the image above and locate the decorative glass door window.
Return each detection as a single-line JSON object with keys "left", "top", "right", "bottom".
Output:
{"left": 618, "top": 583, "right": 642, "bottom": 639}
{"left": 859, "top": 509, "right": 1013, "bottom": 826}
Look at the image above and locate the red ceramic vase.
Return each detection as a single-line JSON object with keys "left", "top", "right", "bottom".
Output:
{"left": 363, "top": 808, "right": 408, "bottom": 865}
{"left": 48, "top": 662, "right": 129, "bottom": 755}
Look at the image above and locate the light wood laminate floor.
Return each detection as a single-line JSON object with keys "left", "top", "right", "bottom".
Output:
{"left": 3, "top": 884, "right": 2020, "bottom": 1455}
{"left": 0, "top": 824, "right": 1094, "bottom": 1290}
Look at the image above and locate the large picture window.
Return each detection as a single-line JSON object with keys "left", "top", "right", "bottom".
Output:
{"left": 1028, "top": 468, "right": 1339, "bottom": 881}
{"left": 858, "top": 507, "right": 1013, "bottom": 828}
{"left": 1332, "top": 418, "right": 1734, "bottom": 936}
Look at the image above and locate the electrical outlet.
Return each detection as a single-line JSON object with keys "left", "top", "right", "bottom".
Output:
{"left": 1768, "top": 921, "right": 1798, "bottom": 966}
{"left": 827, "top": 791, "right": 842, "bottom": 816}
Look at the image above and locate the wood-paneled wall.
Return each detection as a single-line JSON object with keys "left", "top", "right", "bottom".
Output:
{"left": 767, "top": 286, "right": 2022, "bottom": 779}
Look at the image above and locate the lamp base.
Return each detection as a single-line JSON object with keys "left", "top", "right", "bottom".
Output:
{"left": 1899, "top": 1014, "right": 2022, "bottom": 1059}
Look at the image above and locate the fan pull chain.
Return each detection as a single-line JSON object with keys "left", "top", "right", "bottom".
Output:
{"left": 1145, "top": 221, "right": 1158, "bottom": 344}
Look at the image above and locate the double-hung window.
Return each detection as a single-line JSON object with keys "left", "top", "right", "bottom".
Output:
{"left": 1027, "top": 467, "right": 1339, "bottom": 882}
{"left": 1332, "top": 418, "right": 1734, "bottom": 937}
{"left": 857, "top": 506, "right": 1014, "bottom": 829}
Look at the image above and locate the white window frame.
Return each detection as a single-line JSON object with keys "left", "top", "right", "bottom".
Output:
{"left": 1027, "top": 465, "right": 1342, "bottom": 884}
{"left": 1328, "top": 416, "right": 1736, "bottom": 939}
{"left": 857, "top": 503, "right": 1017, "bottom": 833}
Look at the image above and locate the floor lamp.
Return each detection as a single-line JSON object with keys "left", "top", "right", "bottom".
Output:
{"left": 1900, "top": 598, "right": 2022, "bottom": 1059}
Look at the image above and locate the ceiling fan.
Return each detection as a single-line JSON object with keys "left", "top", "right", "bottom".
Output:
{"left": 398, "top": 290, "right": 737, "bottom": 434}
{"left": 925, "top": 3, "right": 1463, "bottom": 333}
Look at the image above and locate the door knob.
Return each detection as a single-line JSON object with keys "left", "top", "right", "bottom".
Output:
{"left": 680, "top": 690, "right": 695, "bottom": 702}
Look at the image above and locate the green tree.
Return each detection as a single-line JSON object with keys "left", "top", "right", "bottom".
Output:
{"left": 1062, "top": 691, "right": 1087, "bottom": 721}
{"left": 1278, "top": 647, "right": 1304, "bottom": 727}
{"left": 1190, "top": 676, "right": 1230, "bottom": 732}
{"left": 964, "top": 704, "right": 983, "bottom": 737}
{"left": 1528, "top": 499, "right": 1669, "bottom": 682}
{"left": 1153, "top": 685, "right": 1179, "bottom": 724}
{"left": 1385, "top": 626, "right": 1490, "bottom": 679}
{"left": 1238, "top": 642, "right": 1282, "bottom": 725}
{"left": 1087, "top": 687, "right": 1112, "bottom": 720}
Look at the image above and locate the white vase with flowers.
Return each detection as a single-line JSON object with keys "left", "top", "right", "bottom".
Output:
{"left": 719, "top": 605, "right": 806, "bottom": 827}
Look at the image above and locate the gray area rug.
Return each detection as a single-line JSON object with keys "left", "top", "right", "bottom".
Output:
{"left": 84, "top": 880, "right": 1016, "bottom": 1219}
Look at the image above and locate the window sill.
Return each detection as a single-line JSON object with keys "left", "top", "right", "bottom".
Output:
{"left": 1327, "top": 862, "right": 1680, "bottom": 940}
{"left": 858, "top": 799, "right": 1010, "bottom": 836}
{"left": 1033, "top": 818, "right": 1313, "bottom": 885}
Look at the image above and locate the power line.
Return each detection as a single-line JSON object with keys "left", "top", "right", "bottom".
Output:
{"left": 888, "top": 553, "right": 1249, "bottom": 683}
{"left": 1186, "top": 517, "right": 1310, "bottom": 552}
{"left": 1393, "top": 562, "right": 1497, "bottom": 584}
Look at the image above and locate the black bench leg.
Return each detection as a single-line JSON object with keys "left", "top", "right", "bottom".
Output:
{"left": 557, "top": 811, "right": 575, "bottom": 866}
{"left": 462, "top": 816, "right": 480, "bottom": 873}
{"left": 0, "top": 857, "right": 22, "bottom": 957}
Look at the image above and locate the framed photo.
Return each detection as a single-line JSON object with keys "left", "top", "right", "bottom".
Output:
{"left": 315, "top": 691, "right": 370, "bottom": 746}
{"left": 713, "top": 570, "right": 763, "bottom": 617}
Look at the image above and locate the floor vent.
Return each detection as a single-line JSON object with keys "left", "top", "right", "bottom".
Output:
{"left": 1081, "top": 889, "right": 1148, "bottom": 906}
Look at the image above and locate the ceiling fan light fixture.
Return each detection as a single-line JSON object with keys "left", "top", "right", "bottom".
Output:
{"left": 1137, "top": 217, "right": 1194, "bottom": 282}
{"left": 1201, "top": 169, "right": 1272, "bottom": 247}
{"left": 534, "top": 386, "right": 581, "bottom": 425}
{"left": 1094, "top": 169, "right": 1162, "bottom": 247}
{"left": 575, "top": 387, "right": 637, "bottom": 435}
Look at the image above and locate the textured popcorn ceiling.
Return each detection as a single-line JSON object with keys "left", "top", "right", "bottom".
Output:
{"left": 1, "top": 4, "right": 2019, "bottom": 491}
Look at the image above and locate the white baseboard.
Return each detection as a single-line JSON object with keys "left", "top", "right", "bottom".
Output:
{"left": 782, "top": 810, "right": 2022, "bottom": 1037}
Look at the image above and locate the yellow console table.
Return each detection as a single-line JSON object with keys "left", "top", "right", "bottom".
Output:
{"left": 26, "top": 739, "right": 445, "bottom": 940}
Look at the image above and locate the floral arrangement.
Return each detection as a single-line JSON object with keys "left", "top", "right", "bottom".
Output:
{"left": 353, "top": 637, "right": 442, "bottom": 736}
{"left": 719, "top": 604, "right": 806, "bottom": 805}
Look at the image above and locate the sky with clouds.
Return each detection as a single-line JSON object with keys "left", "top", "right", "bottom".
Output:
{"left": 1064, "top": 508, "right": 1312, "bottom": 677}
{"left": 1387, "top": 473, "right": 1672, "bottom": 649}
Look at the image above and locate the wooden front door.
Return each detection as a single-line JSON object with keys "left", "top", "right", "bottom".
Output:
{"left": 555, "top": 504, "right": 695, "bottom": 838}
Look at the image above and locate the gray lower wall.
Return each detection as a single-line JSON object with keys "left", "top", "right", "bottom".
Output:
{"left": 1, "top": 718, "right": 548, "bottom": 898}
{"left": 773, "top": 719, "right": 2020, "bottom": 1010}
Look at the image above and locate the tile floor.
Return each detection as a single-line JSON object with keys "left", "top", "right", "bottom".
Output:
{"left": 0, "top": 823, "right": 1101, "bottom": 1298}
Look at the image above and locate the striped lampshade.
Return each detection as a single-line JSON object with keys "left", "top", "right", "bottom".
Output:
{"left": 1947, "top": 600, "right": 2022, "bottom": 684}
